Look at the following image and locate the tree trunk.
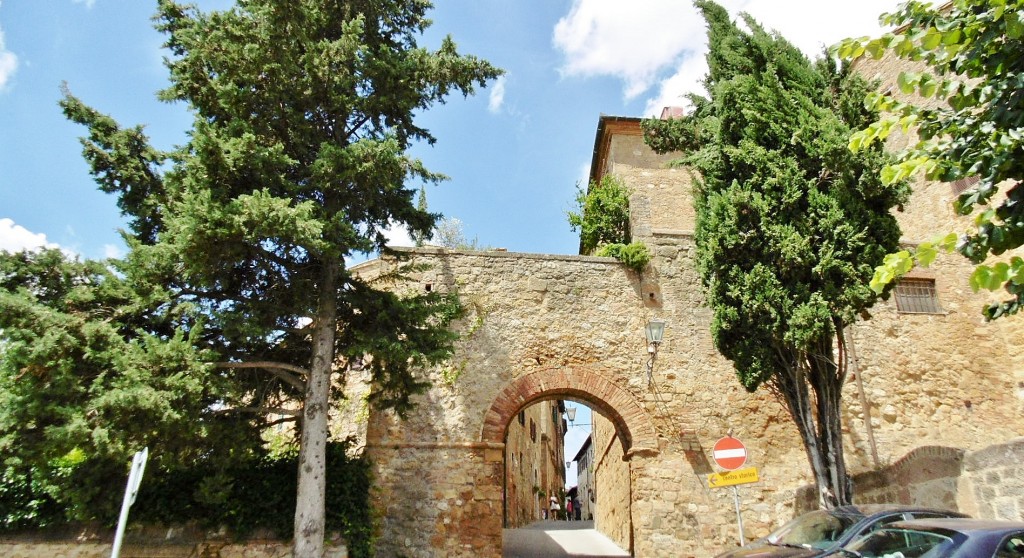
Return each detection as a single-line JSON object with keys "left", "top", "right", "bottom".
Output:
{"left": 774, "top": 341, "right": 852, "bottom": 510}
{"left": 813, "top": 370, "right": 851, "bottom": 508}
{"left": 293, "top": 259, "right": 338, "bottom": 558}
{"left": 815, "top": 330, "right": 852, "bottom": 507}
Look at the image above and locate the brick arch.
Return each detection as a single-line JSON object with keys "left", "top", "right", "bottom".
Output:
{"left": 480, "top": 367, "right": 659, "bottom": 459}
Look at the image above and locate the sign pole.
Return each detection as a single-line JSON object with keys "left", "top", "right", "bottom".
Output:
{"left": 731, "top": 485, "right": 745, "bottom": 547}
{"left": 111, "top": 448, "right": 148, "bottom": 558}
{"left": 711, "top": 436, "right": 749, "bottom": 547}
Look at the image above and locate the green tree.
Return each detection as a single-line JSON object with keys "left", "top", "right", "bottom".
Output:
{"left": 568, "top": 175, "right": 632, "bottom": 253}
{"left": 835, "top": 0, "right": 1024, "bottom": 320}
{"left": 0, "top": 248, "right": 245, "bottom": 523}
{"left": 61, "top": 1, "right": 499, "bottom": 555}
{"left": 642, "top": 1, "right": 907, "bottom": 507}
{"left": 414, "top": 186, "right": 429, "bottom": 247}
{"left": 567, "top": 175, "right": 651, "bottom": 272}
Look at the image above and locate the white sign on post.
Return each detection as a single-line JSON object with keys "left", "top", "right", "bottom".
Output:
{"left": 111, "top": 447, "right": 148, "bottom": 558}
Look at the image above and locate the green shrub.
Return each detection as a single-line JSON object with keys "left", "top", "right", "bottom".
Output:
{"left": 568, "top": 175, "right": 651, "bottom": 272}
{"left": 0, "top": 440, "right": 375, "bottom": 558}
{"left": 0, "top": 466, "right": 64, "bottom": 530}
{"left": 596, "top": 242, "right": 651, "bottom": 273}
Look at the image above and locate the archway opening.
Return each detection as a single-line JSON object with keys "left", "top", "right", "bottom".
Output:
{"left": 500, "top": 396, "right": 632, "bottom": 556}
{"left": 487, "top": 368, "right": 657, "bottom": 556}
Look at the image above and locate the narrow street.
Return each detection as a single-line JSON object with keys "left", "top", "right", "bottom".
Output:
{"left": 503, "top": 520, "right": 630, "bottom": 558}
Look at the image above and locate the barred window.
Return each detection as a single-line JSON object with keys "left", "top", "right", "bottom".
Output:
{"left": 530, "top": 419, "right": 536, "bottom": 442}
{"left": 894, "top": 278, "right": 942, "bottom": 314}
{"left": 950, "top": 176, "right": 979, "bottom": 196}
{"left": 518, "top": 410, "right": 525, "bottom": 426}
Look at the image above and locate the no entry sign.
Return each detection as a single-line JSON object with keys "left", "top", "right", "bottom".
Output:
{"left": 712, "top": 436, "right": 747, "bottom": 470}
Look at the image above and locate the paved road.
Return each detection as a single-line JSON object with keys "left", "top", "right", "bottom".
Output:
{"left": 503, "top": 520, "right": 630, "bottom": 557}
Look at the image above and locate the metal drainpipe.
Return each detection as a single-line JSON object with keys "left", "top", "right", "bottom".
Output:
{"left": 503, "top": 432, "right": 508, "bottom": 528}
{"left": 845, "top": 326, "right": 880, "bottom": 468}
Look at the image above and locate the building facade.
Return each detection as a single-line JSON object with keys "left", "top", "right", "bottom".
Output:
{"left": 571, "top": 434, "right": 595, "bottom": 520}
{"left": 503, "top": 401, "right": 566, "bottom": 527}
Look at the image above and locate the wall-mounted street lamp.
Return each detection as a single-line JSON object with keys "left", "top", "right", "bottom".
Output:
{"left": 564, "top": 404, "right": 591, "bottom": 428}
{"left": 566, "top": 461, "right": 572, "bottom": 469}
{"left": 645, "top": 318, "right": 666, "bottom": 386}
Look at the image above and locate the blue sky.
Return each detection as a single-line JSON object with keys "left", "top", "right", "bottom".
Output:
{"left": 0, "top": 0, "right": 904, "bottom": 485}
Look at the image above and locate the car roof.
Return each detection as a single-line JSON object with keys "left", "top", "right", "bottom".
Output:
{"left": 825, "top": 504, "right": 966, "bottom": 519}
{"left": 888, "top": 518, "right": 1024, "bottom": 533}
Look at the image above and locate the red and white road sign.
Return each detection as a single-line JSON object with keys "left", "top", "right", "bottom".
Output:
{"left": 713, "top": 436, "right": 747, "bottom": 470}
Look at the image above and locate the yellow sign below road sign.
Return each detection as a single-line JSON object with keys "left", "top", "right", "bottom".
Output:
{"left": 708, "top": 466, "right": 759, "bottom": 489}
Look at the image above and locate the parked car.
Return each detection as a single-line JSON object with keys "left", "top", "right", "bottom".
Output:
{"left": 829, "top": 518, "right": 1024, "bottom": 557}
{"left": 715, "top": 505, "right": 968, "bottom": 558}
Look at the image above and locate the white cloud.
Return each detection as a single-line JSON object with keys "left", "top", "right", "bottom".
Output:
{"left": 103, "top": 243, "right": 124, "bottom": 259}
{"left": 383, "top": 222, "right": 414, "bottom": 248}
{"left": 0, "top": 9, "right": 18, "bottom": 90}
{"left": 553, "top": 0, "right": 703, "bottom": 101}
{"left": 0, "top": 218, "right": 59, "bottom": 253}
{"left": 642, "top": 54, "right": 707, "bottom": 117}
{"left": 488, "top": 75, "right": 506, "bottom": 114}
{"left": 72, "top": 0, "right": 97, "bottom": 8}
{"left": 554, "top": 0, "right": 903, "bottom": 112}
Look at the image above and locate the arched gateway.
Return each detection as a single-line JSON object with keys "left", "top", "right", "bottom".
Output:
{"left": 353, "top": 113, "right": 1024, "bottom": 558}
{"left": 480, "top": 367, "right": 659, "bottom": 459}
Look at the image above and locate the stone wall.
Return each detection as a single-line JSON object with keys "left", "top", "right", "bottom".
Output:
{"left": 854, "top": 50, "right": 1024, "bottom": 396}
{"left": 0, "top": 541, "right": 306, "bottom": 558}
{"left": 592, "top": 413, "right": 631, "bottom": 552}
{"left": 960, "top": 438, "right": 1024, "bottom": 521}
{"left": 796, "top": 439, "right": 1024, "bottom": 523}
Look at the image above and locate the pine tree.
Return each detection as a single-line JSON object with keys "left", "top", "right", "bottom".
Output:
{"left": 0, "top": 249, "right": 239, "bottom": 521}
{"left": 61, "top": 1, "right": 499, "bottom": 554}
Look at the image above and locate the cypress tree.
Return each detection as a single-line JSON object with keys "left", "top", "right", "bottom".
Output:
{"left": 644, "top": 0, "right": 907, "bottom": 507}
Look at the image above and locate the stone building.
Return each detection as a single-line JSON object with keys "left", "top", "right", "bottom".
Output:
{"left": 503, "top": 401, "right": 566, "bottom": 527}
{"left": 571, "top": 434, "right": 595, "bottom": 521}
{"left": 351, "top": 93, "right": 1023, "bottom": 555}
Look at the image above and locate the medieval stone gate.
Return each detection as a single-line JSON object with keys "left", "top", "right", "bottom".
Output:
{"left": 348, "top": 115, "right": 1024, "bottom": 558}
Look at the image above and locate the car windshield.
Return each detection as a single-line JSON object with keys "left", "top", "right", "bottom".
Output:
{"left": 846, "top": 528, "right": 954, "bottom": 558}
{"left": 766, "top": 510, "right": 859, "bottom": 550}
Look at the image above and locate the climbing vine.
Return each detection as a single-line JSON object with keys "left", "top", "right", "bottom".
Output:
{"left": 439, "top": 297, "right": 487, "bottom": 386}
